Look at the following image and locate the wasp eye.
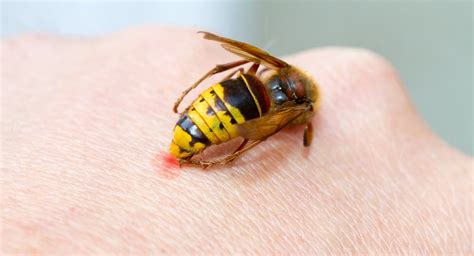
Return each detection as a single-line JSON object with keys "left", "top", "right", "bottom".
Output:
{"left": 273, "top": 91, "right": 288, "bottom": 105}
{"left": 269, "top": 77, "right": 283, "bottom": 91}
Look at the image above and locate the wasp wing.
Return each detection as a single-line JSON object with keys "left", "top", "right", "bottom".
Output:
{"left": 199, "top": 31, "right": 289, "bottom": 69}
{"left": 237, "top": 104, "right": 311, "bottom": 140}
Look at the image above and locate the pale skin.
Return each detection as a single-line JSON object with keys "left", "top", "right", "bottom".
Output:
{"left": 2, "top": 27, "right": 472, "bottom": 254}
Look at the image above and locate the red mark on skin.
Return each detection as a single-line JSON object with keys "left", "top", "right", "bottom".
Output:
{"left": 151, "top": 152, "right": 181, "bottom": 179}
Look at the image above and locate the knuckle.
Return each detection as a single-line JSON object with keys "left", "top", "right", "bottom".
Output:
{"left": 340, "top": 47, "right": 399, "bottom": 86}
{"left": 313, "top": 47, "right": 400, "bottom": 89}
{"left": 306, "top": 47, "right": 405, "bottom": 100}
{"left": 298, "top": 47, "right": 412, "bottom": 119}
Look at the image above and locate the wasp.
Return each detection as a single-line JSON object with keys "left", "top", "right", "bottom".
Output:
{"left": 170, "top": 32, "right": 320, "bottom": 168}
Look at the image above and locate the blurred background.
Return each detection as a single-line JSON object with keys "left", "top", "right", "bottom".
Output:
{"left": 2, "top": 1, "right": 472, "bottom": 154}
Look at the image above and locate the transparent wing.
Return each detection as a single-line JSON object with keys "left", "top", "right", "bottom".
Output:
{"left": 199, "top": 31, "right": 289, "bottom": 69}
{"left": 237, "top": 104, "right": 311, "bottom": 140}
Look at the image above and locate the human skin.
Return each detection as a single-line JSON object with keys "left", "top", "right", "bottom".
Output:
{"left": 2, "top": 27, "right": 472, "bottom": 254}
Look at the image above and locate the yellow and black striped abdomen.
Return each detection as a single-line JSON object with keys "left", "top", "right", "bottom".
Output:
{"left": 170, "top": 74, "right": 270, "bottom": 159}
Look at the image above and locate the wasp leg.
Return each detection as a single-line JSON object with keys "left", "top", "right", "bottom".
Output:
{"left": 303, "top": 122, "right": 313, "bottom": 147}
{"left": 173, "top": 60, "right": 249, "bottom": 113}
{"left": 232, "top": 138, "right": 249, "bottom": 154}
{"left": 247, "top": 63, "right": 260, "bottom": 76}
{"left": 182, "top": 139, "right": 261, "bottom": 169}
{"left": 221, "top": 63, "right": 257, "bottom": 82}
{"left": 182, "top": 139, "right": 249, "bottom": 168}
{"left": 220, "top": 67, "right": 244, "bottom": 82}
{"left": 257, "top": 67, "right": 271, "bottom": 77}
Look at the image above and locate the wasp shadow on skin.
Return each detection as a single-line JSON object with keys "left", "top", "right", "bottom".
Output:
{"left": 187, "top": 135, "right": 289, "bottom": 182}
{"left": 190, "top": 110, "right": 324, "bottom": 184}
{"left": 183, "top": 110, "right": 323, "bottom": 186}
{"left": 230, "top": 133, "right": 301, "bottom": 186}
{"left": 230, "top": 110, "right": 323, "bottom": 185}
{"left": 188, "top": 138, "right": 256, "bottom": 171}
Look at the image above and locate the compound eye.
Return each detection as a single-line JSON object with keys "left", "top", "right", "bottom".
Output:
{"left": 269, "top": 77, "right": 282, "bottom": 91}
{"left": 273, "top": 91, "right": 288, "bottom": 105}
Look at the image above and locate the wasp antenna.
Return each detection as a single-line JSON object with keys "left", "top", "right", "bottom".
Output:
{"left": 199, "top": 31, "right": 221, "bottom": 41}
{"left": 197, "top": 31, "right": 210, "bottom": 39}
{"left": 197, "top": 31, "right": 211, "bottom": 36}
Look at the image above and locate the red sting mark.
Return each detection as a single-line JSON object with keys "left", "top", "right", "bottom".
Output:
{"left": 151, "top": 152, "right": 181, "bottom": 179}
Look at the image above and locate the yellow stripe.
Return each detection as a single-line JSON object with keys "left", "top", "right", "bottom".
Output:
{"left": 172, "top": 126, "right": 206, "bottom": 152}
{"left": 187, "top": 108, "right": 220, "bottom": 144}
{"left": 212, "top": 84, "right": 246, "bottom": 125}
{"left": 203, "top": 86, "right": 239, "bottom": 138}
{"left": 192, "top": 95, "right": 229, "bottom": 142}
{"left": 170, "top": 140, "right": 193, "bottom": 159}
{"left": 240, "top": 74, "right": 262, "bottom": 117}
{"left": 199, "top": 93, "right": 232, "bottom": 141}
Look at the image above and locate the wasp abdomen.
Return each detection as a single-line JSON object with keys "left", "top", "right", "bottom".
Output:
{"left": 170, "top": 74, "right": 270, "bottom": 159}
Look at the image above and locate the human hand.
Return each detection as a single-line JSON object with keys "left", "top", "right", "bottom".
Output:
{"left": 3, "top": 27, "right": 471, "bottom": 254}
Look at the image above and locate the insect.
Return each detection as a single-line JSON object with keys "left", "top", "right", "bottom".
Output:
{"left": 170, "top": 31, "right": 320, "bottom": 168}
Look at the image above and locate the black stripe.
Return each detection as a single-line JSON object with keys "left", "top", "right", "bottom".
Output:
{"left": 242, "top": 74, "right": 270, "bottom": 115}
{"left": 221, "top": 77, "right": 260, "bottom": 120}
{"left": 206, "top": 105, "right": 214, "bottom": 116}
{"left": 173, "top": 139, "right": 193, "bottom": 153}
{"left": 212, "top": 92, "right": 228, "bottom": 112}
{"left": 204, "top": 94, "right": 232, "bottom": 138}
{"left": 176, "top": 113, "right": 210, "bottom": 147}
{"left": 192, "top": 103, "right": 222, "bottom": 143}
